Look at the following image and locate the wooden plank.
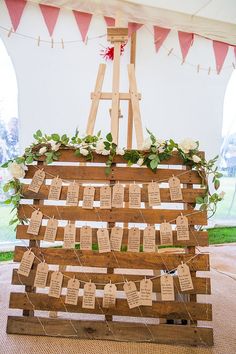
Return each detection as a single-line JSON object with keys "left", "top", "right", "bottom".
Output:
{"left": 6, "top": 316, "right": 213, "bottom": 346}
{"left": 12, "top": 269, "right": 211, "bottom": 294}
{"left": 14, "top": 247, "right": 210, "bottom": 270}
{"left": 91, "top": 92, "right": 141, "bottom": 100}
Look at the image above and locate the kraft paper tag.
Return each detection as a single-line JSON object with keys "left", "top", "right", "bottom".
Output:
{"left": 160, "top": 274, "right": 175, "bottom": 301}
{"left": 123, "top": 281, "right": 140, "bottom": 309}
{"left": 27, "top": 210, "right": 43, "bottom": 235}
{"left": 43, "top": 218, "right": 58, "bottom": 242}
{"left": 100, "top": 186, "right": 111, "bottom": 209}
{"left": 97, "top": 228, "right": 111, "bottom": 253}
{"left": 160, "top": 222, "right": 173, "bottom": 245}
{"left": 103, "top": 283, "right": 117, "bottom": 308}
{"left": 34, "top": 262, "right": 49, "bottom": 288}
{"left": 143, "top": 226, "right": 156, "bottom": 252}
{"left": 63, "top": 222, "right": 76, "bottom": 249}
{"left": 66, "top": 182, "right": 79, "bottom": 206}
{"left": 168, "top": 176, "right": 183, "bottom": 201}
{"left": 177, "top": 263, "right": 194, "bottom": 291}
{"left": 176, "top": 215, "right": 190, "bottom": 240}
{"left": 82, "top": 282, "right": 96, "bottom": 309}
{"left": 82, "top": 186, "right": 95, "bottom": 209}
{"left": 129, "top": 184, "right": 141, "bottom": 208}
{"left": 139, "top": 278, "right": 153, "bottom": 306}
{"left": 48, "top": 177, "right": 62, "bottom": 200}
{"left": 65, "top": 278, "right": 80, "bottom": 305}
{"left": 28, "top": 169, "right": 45, "bottom": 193}
{"left": 112, "top": 184, "right": 124, "bottom": 208}
{"left": 110, "top": 226, "right": 123, "bottom": 251}
{"left": 48, "top": 271, "right": 63, "bottom": 298}
{"left": 17, "top": 250, "right": 35, "bottom": 277}
{"left": 148, "top": 182, "right": 161, "bottom": 206}
{"left": 128, "top": 227, "right": 140, "bottom": 252}
{"left": 80, "top": 226, "right": 92, "bottom": 250}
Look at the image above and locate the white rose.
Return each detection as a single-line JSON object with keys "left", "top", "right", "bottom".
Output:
{"left": 8, "top": 161, "right": 27, "bottom": 179}
{"left": 155, "top": 138, "right": 165, "bottom": 146}
{"left": 137, "top": 158, "right": 144, "bottom": 166}
{"left": 219, "top": 191, "right": 225, "bottom": 199}
{"left": 80, "top": 148, "right": 89, "bottom": 156}
{"left": 192, "top": 155, "right": 201, "bottom": 163}
{"left": 81, "top": 141, "right": 88, "bottom": 147}
{"left": 142, "top": 137, "right": 152, "bottom": 150}
{"left": 50, "top": 141, "right": 61, "bottom": 151}
{"left": 158, "top": 147, "right": 165, "bottom": 153}
{"left": 39, "top": 146, "right": 47, "bottom": 155}
{"left": 116, "top": 148, "right": 125, "bottom": 156}
{"left": 102, "top": 149, "right": 110, "bottom": 156}
{"left": 179, "top": 139, "right": 198, "bottom": 153}
{"left": 95, "top": 140, "right": 105, "bottom": 152}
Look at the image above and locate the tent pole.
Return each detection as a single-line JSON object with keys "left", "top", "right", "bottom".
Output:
{"left": 127, "top": 31, "right": 136, "bottom": 149}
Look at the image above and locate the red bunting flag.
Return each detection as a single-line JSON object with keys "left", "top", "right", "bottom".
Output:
{"left": 104, "top": 16, "right": 115, "bottom": 27}
{"left": 213, "top": 41, "right": 229, "bottom": 74}
{"left": 128, "top": 22, "right": 143, "bottom": 37}
{"left": 153, "top": 26, "right": 171, "bottom": 52}
{"left": 73, "top": 11, "right": 93, "bottom": 42}
{"left": 178, "top": 31, "right": 194, "bottom": 62}
{"left": 5, "top": 0, "right": 27, "bottom": 31}
{"left": 39, "top": 4, "right": 60, "bottom": 36}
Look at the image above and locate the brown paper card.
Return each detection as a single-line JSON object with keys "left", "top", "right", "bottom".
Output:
{"left": 17, "top": 250, "right": 35, "bottom": 277}
{"left": 103, "top": 283, "right": 117, "bottom": 308}
{"left": 129, "top": 184, "right": 141, "bottom": 208}
{"left": 148, "top": 182, "right": 161, "bottom": 206}
{"left": 48, "top": 177, "right": 62, "bottom": 200}
{"left": 100, "top": 186, "right": 111, "bottom": 209}
{"left": 160, "top": 222, "right": 173, "bottom": 245}
{"left": 65, "top": 278, "right": 80, "bottom": 305}
{"left": 80, "top": 226, "right": 92, "bottom": 250}
{"left": 34, "top": 262, "right": 49, "bottom": 288}
{"left": 160, "top": 274, "right": 175, "bottom": 301}
{"left": 48, "top": 271, "right": 63, "bottom": 298}
{"left": 143, "top": 226, "right": 156, "bottom": 252}
{"left": 176, "top": 215, "right": 190, "bottom": 240}
{"left": 82, "top": 186, "right": 95, "bottom": 209}
{"left": 28, "top": 169, "right": 45, "bottom": 193}
{"left": 43, "top": 218, "right": 58, "bottom": 242}
{"left": 66, "top": 182, "right": 79, "bottom": 206}
{"left": 139, "top": 278, "right": 153, "bottom": 306}
{"left": 127, "top": 227, "right": 140, "bottom": 252}
{"left": 177, "top": 263, "right": 194, "bottom": 291}
{"left": 168, "top": 176, "right": 183, "bottom": 201}
{"left": 112, "top": 184, "right": 124, "bottom": 208}
{"left": 82, "top": 282, "right": 96, "bottom": 309}
{"left": 97, "top": 228, "right": 111, "bottom": 253}
{"left": 110, "top": 226, "right": 123, "bottom": 251}
{"left": 123, "top": 281, "right": 140, "bottom": 309}
{"left": 63, "top": 222, "right": 76, "bottom": 249}
{"left": 27, "top": 210, "right": 43, "bottom": 235}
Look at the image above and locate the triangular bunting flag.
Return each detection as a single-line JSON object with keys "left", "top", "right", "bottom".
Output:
{"left": 128, "top": 22, "right": 143, "bottom": 37}
{"left": 178, "top": 31, "right": 194, "bottom": 62}
{"left": 39, "top": 4, "right": 60, "bottom": 36}
{"left": 104, "top": 16, "right": 115, "bottom": 27}
{"left": 5, "top": 0, "right": 27, "bottom": 31}
{"left": 73, "top": 11, "right": 93, "bottom": 42}
{"left": 153, "top": 26, "right": 171, "bottom": 52}
{"left": 213, "top": 41, "right": 229, "bottom": 74}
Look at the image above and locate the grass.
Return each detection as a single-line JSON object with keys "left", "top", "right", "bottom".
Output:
{"left": 208, "top": 227, "right": 236, "bottom": 245}
{"left": 0, "top": 251, "right": 13, "bottom": 262}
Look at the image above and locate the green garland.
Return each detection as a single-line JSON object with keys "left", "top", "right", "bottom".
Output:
{"left": 1, "top": 129, "right": 224, "bottom": 226}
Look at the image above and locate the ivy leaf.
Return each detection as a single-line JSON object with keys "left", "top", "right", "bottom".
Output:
{"left": 3, "top": 183, "right": 10, "bottom": 192}
{"left": 148, "top": 154, "right": 157, "bottom": 160}
{"left": 105, "top": 166, "right": 111, "bottom": 176}
{"left": 106, "top": 133, "right": 112, "bottom": 142}
{"left": 196, "top": 196, "right": 204, "bottom": 204}
{"left": 4, "top": 199, "right": 12, "bottom": 205}
{"left": 214, "top": 179, "right": 220, "bottom": 190}
{"left": 150, "top": 158, "right": 158, "bottom": 170}
{"left": 51, "top": 134, "right": 60, "bottom": 142}
{"left": 1, "top": 161, "right": 10, "bottom": 168}
{"left": 26, "top": 156, "right": 34, "bottom": 164}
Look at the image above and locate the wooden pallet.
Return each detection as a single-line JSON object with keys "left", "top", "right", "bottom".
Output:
{"left": 7, "top": 150, "right": 213, "bottom": 346}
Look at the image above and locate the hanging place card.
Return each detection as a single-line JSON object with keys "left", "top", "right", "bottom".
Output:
{"left": 168, "top": 176, "right": 183, "bottom": 201}
{"left": 48, "top": 177, "right": 62, "bottom": 200}
{"left": 48, "top": 271, "right": 63, "bottom": 298}
{"left": 123, "top": 281, "right": 140, "bottom": 309}
{"left": 177, "top": 263, "right": 194, "bottom": 292}
{"left": 97, "top": 228, "right": 111, "bottom": 253}
{"left": 65, "top": 278, "right": 80, "bottom": 305}
{"left": 82, "top": 186, "right": 95, "bottom": 209}
{"left": 66, "top": 181, "right": 79, "bottom": 206}
{"left": 28, "top": 169, "right": 45, "bottom": 193}
{"left": 17, "top": 250, "right": 35, "bottom": 277}
{"left": 63, "top": 222, "right": 76, "bottom": 249}
{"left": 127, "top": 227, "right": 140, "bottom": 252}
{"left": 148, "top": 182, "right": 161, "bottom": 206}
{"left": 80, "top": 226, "right": 92, "bottom": 250}
{"left": 112, "top": 183, "right": 124, "bottom": 208}
{"left": 34, "top": 262, "right": 49, "bottom": 288}
{"left": 160, "top": 222, "right": 173, "bottom": 245}
{"left": 103, "top": 283, "right": 117, "bottom": 308}
{"left": 176, "top": 215, "right": 190, "bottom": 240}
{"left": 82, "top": 281, "right": 96, "bottom": 309}
{"left": 143, "top": 226, "right": 156, "bottom": 252}
{"left": 160, "top": 274, "right": 175, "bottom": 301}
{"left": 43, "top": 217, "right": 58, "bottom": 242}
{"left": 129, "top": 184, "right": 141, "bottom": 208}
{"left": 27, "top": 210, "right": 43, "bottom": 235}
{"left": 139, "top": 278, "right": 153, "bottom": 306}
{"left": 110, "top": 226, "right": 123, "bottom": 251}
{"left": 100, "top": 186, "right": 112, "bottom": 209}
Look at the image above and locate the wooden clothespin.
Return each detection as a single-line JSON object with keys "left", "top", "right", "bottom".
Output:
{"left": 8, "top": 27, "right": 13, "bottom": 38}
